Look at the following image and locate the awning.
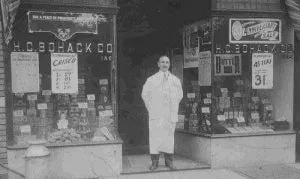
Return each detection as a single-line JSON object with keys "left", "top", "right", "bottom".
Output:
{"left": 0, "top": 0, "right": 21, "bottom": 44}
{"left": 286, "top": 0, "right": 300, "bottom": 40}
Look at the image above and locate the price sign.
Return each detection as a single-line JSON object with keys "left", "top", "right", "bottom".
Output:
{"left": 221, "top": 88, "right": 228, "bottom": 93}
{"left": 187, "top": 93, "right": 196, "bottom": 99}
{"left": 99, "top": 110, "right": 113, "bottom": 117}
{"left": 252, "top": 96, "right": 260, "bottom": 102}
{"left": 37, "top": 103, "right": 48, "bottom": 110}
{"left": 233, "top": 92, "right": 242, "bottom": 98}
{"left": 237, "top": 117, "right": 245, "bottom": 123}
{"left": 27, "top": 94, "right": 37, "bottom": 101}
{"left": 217, "top": 115, "right": 226, "bottom": 121}
{"left": 252, "top": 53, "right": 273, "bottom": 89}
{"left": 204, "top": 98, "right": 212, "bottom": 104}
{"left": 20, "top": 125, "right": 31, "bottom": 134}
{"left": 13, "top": 110, "right": 24, "bottom": 117}
{"left": 78, "top": 102, "right": 88, "bottom": 109}
{"left": 206, "top": 120, "right": 211, "bottom": 126}
{"left": 201, "top": 107, "right": 210, "bottom": 113}
{"left": 99, "top": 79, "right": 108, "bottom": 85}
{"left": 87, "top": 94, "right": 96, "bottom": 101}
{"left": 251, "top": 112, "right": 260, "bottom": 119}
{"left": 42, "top": 90, "right": 52, "bottom": 96}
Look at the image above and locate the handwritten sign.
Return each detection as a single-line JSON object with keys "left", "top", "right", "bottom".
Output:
{"left": 51, "top": 53, "right": 78, "bottom": 93}
{"left": 27, "top": 94, "right": 37, "bottom": 101}
{"left": 87, "top": 94, "right": 96, "bottom": 101}
{"left": 99, "top": 110, "right": 113, "bottom": 117}
{"left": 20, "top": 125, "right": 31, "bottom": 134}
{"left": 37, "top": 103, "right": 47, "bottom": 110}
{"left": 201, "top": 107, "right": 210, "bottom": 113}
{"left": 252, "top": 53, "right": 273, "bottom": 89}
{"left": 198, "top": 51, "right": 211, "bottom": 86}
{"left": 11, "top": 52, "right": 39, "bottom": 93}
{"left": 13, "top": 110, "right": 24, "bottom": 117}
{"left": 187, "top": 93, "right": 196, "bottom": 99}
{"left": 99, "top": 79, "right": 109, "bottom": 85}
{"left": 78, "top": 102, "right": 88, "bottom": 109}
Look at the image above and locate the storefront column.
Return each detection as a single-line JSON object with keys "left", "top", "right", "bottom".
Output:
{"left": 0, "top": 19, "right": 7, "bottom": 164}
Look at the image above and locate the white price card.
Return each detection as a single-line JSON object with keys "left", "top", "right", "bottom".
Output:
{"left": 187, "top": 93, "right": 196, "bottom": 99}
{"left": 251, "top": 112, "right": 260, "bottom": 119}
{"left": 252, "top": 53, "right": 273, "bottom": 89}
{"left": 266, "top": 105, "right": 273, "bottom": 110}
{"left": 204, "top": 98, "right": 212, "bottom": 104}
{"left": 42, "top": 90, "right": 52, "bottom": 96}
{"left": 237, "top": 117, "right": 245, "bottom": 123}
{"left": 13, "top": 110, "right": 24, "bottom": 117}
{"left": 87, "top": 94, "right": 96, "bottom": 101}
{"left": 99, "top": 110, "right": 113, "bottom": 117}
{"left": 206, "top": 120, "right": 211, "bottom": 126}
{"left": 229, "top": 112, "right": 234, "bottom": 119}
{"left": 221, "top": 88, "right": 228, "bottom": 93}
{"left": 252, "top": 96, "right": 260, "bottom": 102}
{"left": 99, "top": 79, "right": 108, "bottom": 85}
{"left": 217, "top": 115, "right": 226, "bottom": 121}
{"left": 27, "top": 94, "right": 37, "bottom": 101}
{"left": 239, "top": 111, "right": 244, "bottom": 118}
{"left": 234, "top": 112, "right": 239, "bottom": 119}
{"left": 201, "top": 107, "right": 210, "bottom": 113}
{"left": 78, "top": 102, "right": 88, "bottom": 109}
{"left": 20, "top": 125, "right": 31, "bottom": 134}
{"left": 233, "top": 92, "right": 242, "bottom": 98}
{"left": 37, "top": 103, "right": 48, "bottom": 110}
{"left": 261, "top": 99, "right": 270, "bottom": 104}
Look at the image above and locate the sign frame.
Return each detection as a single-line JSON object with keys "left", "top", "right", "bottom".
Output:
{"left": 229, "top": 18, "right": 282, "bottom": 44}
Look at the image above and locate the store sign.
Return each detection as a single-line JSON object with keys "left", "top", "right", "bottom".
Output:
{"left": 214, "top": 54, "right": 241, "bottom": 76}
{"left": 51, "top": 53, "right": 78, "bottom": 94}
{"left": 215, "top": 43, "right": 293, "bottom": 55}
{"left": 252, "top": 53, "right": 273, "bottom": 89}
{"left": 230, "top": 18, "right": 281, "bottom": 44}
{"left": 28, "top": 11, "right": 107, "bottom": 41}
{"left": 212, "top": 0, "right": 282, "bottom": 12}
{"left": 11, "top": 52, "right": 40, "bottom": 93}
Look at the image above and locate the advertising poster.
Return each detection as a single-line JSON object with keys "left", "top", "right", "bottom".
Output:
{"left": 51, "top": 53, "right": 78, "bottom": 93}
{"left": 230, "top": 18, "right": 281, "bottom": 44}
{"left": 198, "top": 51, "right": 211, "bottom": 86}
{"left": 183, "top": 22, "right": 200, "bottom": 68}
{"left": 214, "top": 54, "right": 242, "bottom": 76}
{"left": 252, "top": 53, "right": 273, "bottom": 89}
{"left": 11, "top": 52, "right": 39, "bottom": 93}
{"left": 28, "top": 11, "right": 104, "bottom": 41}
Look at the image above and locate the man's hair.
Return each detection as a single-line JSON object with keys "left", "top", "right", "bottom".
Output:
{"left": 157, "top": 55, "right": 170, "bottom": 63}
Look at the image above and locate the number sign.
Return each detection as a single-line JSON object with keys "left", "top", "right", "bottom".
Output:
{"left": 252, "top": 53, "right": 273, "bottom": 89}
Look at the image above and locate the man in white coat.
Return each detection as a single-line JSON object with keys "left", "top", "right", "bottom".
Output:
{"left": 142, "top": 55, "right": 183, "bottom": 171}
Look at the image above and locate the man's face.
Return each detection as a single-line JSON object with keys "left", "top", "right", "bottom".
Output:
{"left": 158, "top": 56, "right": 170, "bottom": 72}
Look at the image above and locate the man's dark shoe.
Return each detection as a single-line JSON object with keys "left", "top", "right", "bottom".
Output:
{"left": 149, "top": 154, "right": 159, "bottom": 171}
{"left": 164, "top": 153, "right": 176, "bottom": 170}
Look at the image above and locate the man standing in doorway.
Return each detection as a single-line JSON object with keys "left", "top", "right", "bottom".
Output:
{"left": 142, "top": 55, "right": 183, "bottom": 171}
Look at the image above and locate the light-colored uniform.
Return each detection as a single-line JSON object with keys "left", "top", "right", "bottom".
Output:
{"left": 142, "top": 70, "right": 183, "bottom": 154}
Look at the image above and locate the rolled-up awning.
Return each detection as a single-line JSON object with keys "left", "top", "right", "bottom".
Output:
{"left": 286, "top": 0, "right": 300, "bottom": 40}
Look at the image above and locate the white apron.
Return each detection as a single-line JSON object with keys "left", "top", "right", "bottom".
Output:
{"left": 142, "top": 71, "right": 183, "bottom": 154}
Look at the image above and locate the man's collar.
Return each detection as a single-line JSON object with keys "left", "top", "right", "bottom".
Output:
{"left": 158, "top": 70, "right": 170, "bottom": 75}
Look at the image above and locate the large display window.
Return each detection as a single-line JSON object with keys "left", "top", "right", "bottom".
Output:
{"left": 179, "top": 15, "right": 294, "bottom": 136}
{"left": 7, "top": 9, "right": 117, "bottom": 146}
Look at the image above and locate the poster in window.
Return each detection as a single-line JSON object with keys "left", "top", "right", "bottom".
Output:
{"left": 214, "top": 54, "right": 241, "bottom": 76}
{"left": 252, "top": 53, "right": 273, "bottom": 89}
{"left": 11, "top": 52, "right": 39, "bottom": 93}
{"left": 198, "top": 51, "right": 211, "bottom": 86}
{"left": 51, "top": 53, "right": 78, "bottom": 93}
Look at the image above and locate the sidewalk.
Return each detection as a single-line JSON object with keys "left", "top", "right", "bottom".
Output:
{"left": 103, "top": 163, "right": 300, "bottom": 179}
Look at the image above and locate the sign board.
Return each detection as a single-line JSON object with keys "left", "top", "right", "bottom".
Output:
{"left": 230, "top": 18, "right": 281, "bottom": 44}
{"left": 212, "top": 0, "right": 283, "bottom": 12}
{"left": 11, "top": 52, "right": 40, "bottom": 93}
{"left": 198, "top": 51, "right": 211, "bottom": 86}
{"left": 51, "top": 53, "right": 78, "bottom": 93}
{"left": 183, "top": 22, "right": 200, "bottom": 68}
{"left": 252, "top": 53, "right": 273, "bottom": 89}
{"left": 214, "top": 54, "right": 241, "bottom": 76}
{"left": 28, "top": 11, "right": 103, "bottom": 41}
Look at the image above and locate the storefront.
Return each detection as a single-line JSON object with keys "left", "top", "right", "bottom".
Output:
{"left": 1, "top": 0, "right": 122, "bottom": 178}
{"left": 174, "top": 0, "right": 296, "bottom": 168}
